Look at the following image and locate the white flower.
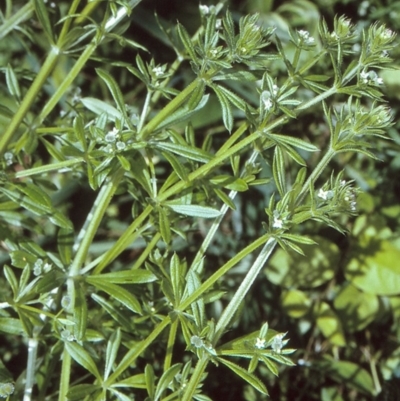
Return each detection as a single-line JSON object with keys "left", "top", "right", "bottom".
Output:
{"left": 199, "top": 5, "right": 209, "bottom": 15}
{"left": 4, "top": 151, "right": 13, "bottom": 166}
{"left": 152, "top": 66, "right": 164, "bottom": 77}
{"left": 0, "top": 382, "right": 15, "bottom": 397}
{"left": 298, "top": 30, "right": 315, "bottom": 45}
{"left": 360, "top": 70, "right": 369, "bottom": 83}
{"left": 105, "top": 127, "right": 119, "bottom": 143}
{"left": 273, "top": 217, "right": 284, "bottom": 229}
{"left": 190, "top": 335, "right": 204, "bottom": 348}
{"left": 318, "top": 188, "right": 334, "bottom": 201}
{"left": 261, "top": 91, "right": 273, "bottom": 111}
{"left": 271, "top": 334, "right": 285, "bottom": 353}
{"left": 255, "top": 337, "right": 266, "bottom": 349}
{"left": 381, "top": 28, "right": 394, "bottom": 40}
{"left": 116, "top": 141, "right": 126, "bottom": 151}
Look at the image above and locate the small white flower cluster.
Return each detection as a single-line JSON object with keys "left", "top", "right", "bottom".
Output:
{"left": 152, "top": 66, "right": 164, "bottom": 77}
{"left": 271, "top": 333, "right": 286, "bottom": 353}
{"left": 0, "top": 382, "right": 15, "bottom": 397}
{"left": 261, "top": 85, "right": 278, "bottom": 112}
{"left": 61, "top": 329, "right": 75, "bottom": 342}
{"left": 103, "top": 127, "right": 127, "bottom": 153}
{"left": 343, "top": 184, "right": 357, "bottom": 212}
{"left": 317, "top": 188, "right": 334, "bottom": 201}
{"left": 380, "top": 28, "right": 395, "bottom": 41}
{"left": 255, "top": 337, "right": 266, "bottom": 349}
{"left": 298, "top": 30, "right": 315, "bottom": 45}
{"left": 360, "top": 69, "right": 383, "bottom": 85}
{"left": 272, "top": 210, "right": 286, "bottom": 229}
{"left": 4, "top": 151, "right": 13, "bottom": 166}
{"left": 33, "top": 258, "right": 52, "bottom": 276}
{"left": 199, "top": 4, "right": 216, "bottom": 15}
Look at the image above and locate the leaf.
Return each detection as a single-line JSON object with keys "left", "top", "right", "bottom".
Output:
{"left": 272, "top": 146, "right": 286, "bottom": 197}
{"left": 314, "top": 302, "right": 346, "bottom": 346}
{"left": 154, "top": 364, "right": 182, "bottom": 401}
{"left": 5, "top": 63, "right": 21, "bottom": 100}
{"left": 166, "top": 204, "right": 221, "bottom": 218}
{"left": 0, "top": 318, "right": 24, "bottom": 335}
{"left": 154, "top": 142, "right": 212, "bottom": 163}
{"left": 269, "top": 133, "right": 319, "bottom": 152}
{"left": 86, "top": 278, "right": 142, "bottom": 314}
{"left": 145, "top": 364, "right": 155, "bottom": 399}
{"left": 159, "top": 207, "right": 171, "bottom": 244}
{"left": 170, "top": 253, "right": 183, "bottom": 303}
{"left": 58, "top": 227, "right": 74, "bottom": 266}
{"left": 316, "top": 356, "right": 375, "bottom": 395}
{"left": 177, "top": 23, "right": 199, "bottom": 63}
{"left": 74, "top": 283, "right": 88, "bottom": 341}
{"left": 64, "top": 342, "right": 101, "bottom": 381}
{"left": 66, "top": 384, "right": 100, "bottom": 400}
{"left": 266, "top": 236, "right": 340, "bottom": 288}
{"left": 96, "top": 68, "right": 130, "bottom": 125}
{"left": 334, "top": 284, "right": 379, "bottom": 332}
{"left": 212, "top": 84, "right": 234, "bottom": 132}
{"left": 81, "top": 97, "right": 122, "bottom": 121}
{"left": 345, "top": 240, "right": 400, "bottom": 295}
{"left": 33, "top": 0, "right": 54, "bottom": 42}
{"left": 161, "top": 151, "right": 188, "bottom": 181}
{"left": 4, "top": 265, "right": 18, "bottom": 296}
{"left": 217, "top": 358, "right": 268, "bottom": 395}
{"left": 187, "top": 80, "right": 206, "bottom": 110}
{"left": 105, "top": 328, "right": 121, "bottom": 380}
{"left": 89, "top": 270, "right": 157, "bottom": 284}
{"left": 281, "top": 289, "right": 311, "bottom": 318}
{"left": 113, "top": 374, "right": 146, "bottom": 388}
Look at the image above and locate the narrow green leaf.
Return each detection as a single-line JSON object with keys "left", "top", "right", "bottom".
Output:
{"left": 145, "top": 364, "right": 155, "bottom": 399}
{"left": 259, "top": 355, "right": 279, "bottom": 376}
{"left": 33, "top": 0, "right": 54, "bottom": 42}
{"left": 177, "top": 23, "right": 199, "bottom": 63}
{"left": 187, "top": 81, "right": 206, "bottom": 110}
{"left": 74, "top": 283, "right": 88, "bottom": 341}
{"left": 105, "top": 328, "right": 121, "bottom": 380}
{"left": 154, "top": 364, "right": 182, "bottom": 401}
{"left": 159, "top": 207, "right": 171, "bottom": 245}
{"left": 217, "top": 358, "right": 268, "bottom": 395}
{"left": 215, "top": 84, "right": 247, "bottom": 111}
{"left": 154, "top": 142, "right": 212, "bottom": 163}
{"left": 161, "top": 151, "right": 188, "bottom": 181}
{"left": 96, "top": 68, "right": 130, "bottom": 125}
{"left": 73, "top": 115, "right": 87, "bottom": 150}
{"left": 272, "top": 146, "right": 286, "bottom": 198}
{"left": 81, "top": 97, "right": 122, "bottom": 121}
{"left": 64, "top": 341, "right": 101, "bottom": 381}
{"left": 166, "top": 204, "right": 221, "bottom": 218}
{"left": 66, "top": 384, "right": 100, "bottom": 400}
{"left": 170, "top": 253, "right": 183, "bottom": 303}
{"left": 58, "top": 227, "right": 74, "bottom": 266}
{"left": 0, "top": 318, "right": 24, "bottom": 335}
{"left": 270, "top": 133, "right": 319, "bottom": 152}
{"left": 91, "top": 294, "right": 133, "bottom": 330}
{"left": 40, "top": 137, "right": 66, "bottom": 161}
{"left": 117, "top": 154, "right": 131, "bottom": 171}
{"left": 5, "top": 63, "right": 21, "bottom": 99}
{"left": 89, "top": 270, "right": 157, "bottom": 284}
{"left": 4, "top": 265, "right": 18, "bottom": 296}
{"left": 113, "top": 373, "right": 146, "bottom": 388}
{"left": 280, "top": 234, "right": 317, "bottom": 245}
{"left": 213, "top": 188, "right": 236, "bottom": 210}
{"left": 86, "top": 278, "right": 142, "bottom": 314}
{"left": 212, "top": 84, "right": 234, "bottom": 132}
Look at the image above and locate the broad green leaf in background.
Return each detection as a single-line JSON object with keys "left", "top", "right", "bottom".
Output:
{"left": 345, "top": 239, "right": 400, "bottom": 295}
{"left": 314, "top": 302, "right": 346, "bottom": 347}
{"left": 334, "top": 283, "right": 379, "bottom": 332}
{"left": 281, "top": 289, "right": 311, "bottom": 318}
{"left": 266, "top": 236, "right": 340, "bottom": 288}
{"left": 316, "top": 356, "right": 375, "bottom": 396}
{"left": 166, "top": 204, "right": 222, "bottom": 218}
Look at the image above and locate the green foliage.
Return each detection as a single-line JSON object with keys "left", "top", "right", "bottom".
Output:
{"left": 0, "top": 0, "right": 399, "bottom": 400}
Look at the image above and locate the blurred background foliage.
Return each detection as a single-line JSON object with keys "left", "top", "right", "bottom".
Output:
{"left": 1, "top": 0, "right": 400, "bottom": 400}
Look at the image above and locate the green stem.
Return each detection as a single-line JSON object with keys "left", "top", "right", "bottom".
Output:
{"left": 181, "top": 355, "right": 209, "bottom": 401}
{"left": 0, "top": 47, "right": 59, "bottom": 154}
{"left": 137, "top": 90, "right": 153, "bottom": 133}
{"left": 180, "top": 234, "right": 270, "bottom": 312}
{"left": 214, "top": 237, "right": 277, "bottom": 342}
{"left": 164, "top": 318, "right": 179, "bottom": 372}
{"left": 296, "top": 147, "right": 336, "bottom": 205}
{"left": 58, "top": 347, "right": 72, "bottom": 401}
